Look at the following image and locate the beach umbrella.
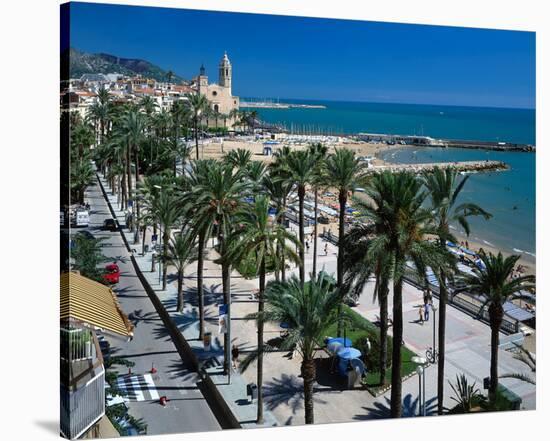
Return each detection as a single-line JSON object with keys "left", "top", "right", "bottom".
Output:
{"left": 337, "top": 347, "right": 362, "bottom": 359}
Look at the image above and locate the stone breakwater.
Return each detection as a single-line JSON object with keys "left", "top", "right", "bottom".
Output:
{"left": 370, "top": 160, "right": 509, "bottom": 174}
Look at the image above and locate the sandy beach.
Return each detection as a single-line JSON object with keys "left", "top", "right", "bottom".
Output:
{"left": 201, "top": 137, "right": 535, "bottom": 276}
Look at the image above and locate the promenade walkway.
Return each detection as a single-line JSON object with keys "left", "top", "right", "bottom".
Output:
{"left": 97, "top": 172, "right": 535, "bottom": 428}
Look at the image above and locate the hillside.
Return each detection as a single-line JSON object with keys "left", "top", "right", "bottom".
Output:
{"left": 68, "top": 47, "right": 186, "bottom": 83}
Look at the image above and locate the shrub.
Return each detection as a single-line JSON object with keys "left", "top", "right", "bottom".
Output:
{"left": 355, "top": 332, "right": 392, "bottom": 373}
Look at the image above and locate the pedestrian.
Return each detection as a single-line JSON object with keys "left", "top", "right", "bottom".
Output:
{"left": 423, "top": 289, "right": 429, "bottom": 305}
{"left": 324, "top": 243, "right": 328, "bottom": 256}
{"left": 305, "top": 240, "right": 310, "bottom": 253}
{"left": 231, "top": 344, "right": 239, "bottom": 371}
{"left": 418, "top": 306, "right": 425, "bottom": 325}
{"left": 424, "top": 302, "right": 430, "bottom": 322}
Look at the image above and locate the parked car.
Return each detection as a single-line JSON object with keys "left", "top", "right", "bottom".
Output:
{"left": 103, "top": 263, "right": 120, "bottom": 284}
{"left": 103, "top": 218, "right": 118, "bottom": 231}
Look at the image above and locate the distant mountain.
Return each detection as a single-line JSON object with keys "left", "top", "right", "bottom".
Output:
{"left": 67, "top": 47, "right": 186, "bottom": 83}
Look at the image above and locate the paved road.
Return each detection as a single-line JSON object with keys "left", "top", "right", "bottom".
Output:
{"left": 83, "top": 180, "right": 221, "bottom": 435}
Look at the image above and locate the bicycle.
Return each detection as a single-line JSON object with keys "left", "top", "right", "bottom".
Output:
{"left": 425, "top": 346, "right": 438, "bottom": 364}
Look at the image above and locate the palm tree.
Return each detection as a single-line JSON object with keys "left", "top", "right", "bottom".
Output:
{"left": 457, "top": 252, "right": 535, "bottom": 402}
{"left": 250, "top": 272, "right": 341, "bottom": 424}
{"left": 71, "top": 159, "right": 95, "bottom": 205}
{"left": 225, "top": 148, "right": 252, "bottom": 171}
{"left": 365, "top": 171, "right": 451, "bottom": 417}
{"left": 423, "top": 166, "right": 492, "bottom": 414}
{"left": 262, "top": 172, "right": 295, "bottom": 282}
{"left": 139, "top": 95, "right": 158, "bottom": 118}
{"left": 165, "top": 232, "right": 198, "bottom": 312}
{"left": 150, "top": 187, "right": 184, "bottom": 290}
{"left": 226, "top": 195, "right": 300, "bottom": 424}
{"left": 122, "top": 110, "right": 146, "bottom": 240}
{"left": 342, "top": 219, "right": 391, "bottom": 386}
{"left": 325, "top": 148, "right": 366, "bottom": 335}
{"left": 500, "top": 343, "right": 536, "bottom": 385}
{"left": 184, "top": 160, "right": 249, "bottom": 365}
{"left": 185, "top": 93, "right": 209, "bottom": 160}
{"left": 446, "top": 374, "right": 484, "bottom": 414}
{"left": 307, "top": 143, "right": 328, "bottom": 277}
{"left": 283, "top": 150, "right": 317, "bottom": 285}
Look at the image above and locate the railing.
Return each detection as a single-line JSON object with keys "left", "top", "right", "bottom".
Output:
{"left": 60, "top": 328, "right": 97, "bottom": 362}
{"left": 60, "top": 368, "right": 105, "bottom": 439}
{"left": 403, "top": 269, "right": 519, "bottom": 335}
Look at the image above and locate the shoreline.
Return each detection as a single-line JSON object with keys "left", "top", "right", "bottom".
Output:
{"left": 202, "top": 138, "right": 535, "bottom": 276}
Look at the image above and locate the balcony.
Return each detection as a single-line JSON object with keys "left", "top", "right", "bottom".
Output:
{"left": 60, "top": 327, "right": 105, "bottom": 439}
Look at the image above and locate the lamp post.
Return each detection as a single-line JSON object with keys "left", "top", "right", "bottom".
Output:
{"left": 432, "top": 303, "right": 438, "bottom": 360}
{"left": 412, "top": 356, "right": 427, "bottom": 416}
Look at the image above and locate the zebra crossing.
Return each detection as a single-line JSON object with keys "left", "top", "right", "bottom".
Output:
{"left": 116, "top": 374, "right": 159, "bottom": 402}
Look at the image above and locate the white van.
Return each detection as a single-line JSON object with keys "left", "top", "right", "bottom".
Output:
{"left": 74, "top": 209, "right": 90, "bottom": 227}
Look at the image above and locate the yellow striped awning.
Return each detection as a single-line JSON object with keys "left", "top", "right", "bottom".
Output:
{"left": 60, "top": 272, "right": 134, "bottom": 338}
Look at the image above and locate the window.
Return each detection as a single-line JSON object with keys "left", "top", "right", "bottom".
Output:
{"left": 226, "top": 69, "right": 228, "bottom": 76}
{"left": 212, "top": 90, "right": 217, "bottom": 96}
{"left": 214, "top": 104, "right": 219, "bottom": 113}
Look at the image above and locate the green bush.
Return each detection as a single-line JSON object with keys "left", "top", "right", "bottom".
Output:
{"left": 355, "top": 333, "right": 392, "bottom": 373}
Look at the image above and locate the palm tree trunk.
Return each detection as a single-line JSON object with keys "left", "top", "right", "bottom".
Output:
{"left": 257, "top": 258, "right": 266, "bottom": 424}
{"left": 197, "top": 232, "right": 205, "bottom": 340}
{"left": 177, "top": 269, "right": 184, "bottom": 312}
{"left": 437, "top": 280, "right": 448, "bottom": 415}
{"left": 217, "top": 226, "right": 232, "bottom": 376}
{"left": 312, "top": 187, "right": 319, "bottom": 277}
{"left": 379, "top": 277, "right": 389, "bottom": 386}
{"left": 302, "top": 358, "right": 316, "bottom": 424}
{"left": 194, "top": 118, "right": 200, "bottom": 160}
{"left": 134, "top": 144, "right": 141, "bottom": 243}
{"left": 281, "top": 200, "right": 287, "bottom": 282}
{"left": 390, "top": 277, "right": 404, "bottom": 418}
{"left": 298, "top": 186, "right": 305, "bottom": 286}
{"left": 142, "top": 225, "right": 147, "bottom": 256}
{"left": 489, "top": 304, "right": 503, "bottom": 403}
{"left": 162, "top": 229, "right": 169, "bottom": 290}
{"left": 336, "top": 190, "right": 347, "bottom": 337}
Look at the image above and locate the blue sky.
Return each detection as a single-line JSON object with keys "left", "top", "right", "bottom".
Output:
{"left": 67, "top": 2, "right": 536, "bottom": 109}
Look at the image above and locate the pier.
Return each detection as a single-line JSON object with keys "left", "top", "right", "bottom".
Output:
{"left": 370, "top": 159, "right": 509, "bottom": 174}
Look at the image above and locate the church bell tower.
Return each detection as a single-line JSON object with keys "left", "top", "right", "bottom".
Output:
{"left": 219, "top": 51, "right": 232, "bottom": 92}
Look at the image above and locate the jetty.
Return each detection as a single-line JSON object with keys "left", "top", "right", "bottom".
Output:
{"left": 370, "top": 160, "right": 509, "bottom": 174}
{"left": 240, "top": 101, "right": 326, "bottom": 109}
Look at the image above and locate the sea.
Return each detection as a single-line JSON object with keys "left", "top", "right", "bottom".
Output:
{"left": 247, "top": 99, "right": 536, "bottom": 260}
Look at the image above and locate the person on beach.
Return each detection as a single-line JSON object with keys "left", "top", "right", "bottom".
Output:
{"left": 231, "top": 345, "right": 239, "bottom": 371}
{"left": 418, "top": 306, "right": 425, "bottom": 325}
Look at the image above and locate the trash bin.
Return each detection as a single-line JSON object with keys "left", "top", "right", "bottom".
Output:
{"left": 247, "top": 383, "right": 258, "bottom": 402}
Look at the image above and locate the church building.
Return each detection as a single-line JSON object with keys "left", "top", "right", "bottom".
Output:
{"left": 195, "top": 52, "right": 240, "bottom": 128}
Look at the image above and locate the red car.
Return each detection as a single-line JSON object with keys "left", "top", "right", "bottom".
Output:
{"left": 103, "top": 263, "right": 120, "bottom": 284}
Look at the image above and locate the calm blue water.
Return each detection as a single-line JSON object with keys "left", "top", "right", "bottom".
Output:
{"left": 247, "top": 99, "right": 536, "bottom": 145}
{"left": 380, "top": 148, "right": 535, "bottom": 260}
{"left": 248, "top": 100, "right": 536, "bottom": 259}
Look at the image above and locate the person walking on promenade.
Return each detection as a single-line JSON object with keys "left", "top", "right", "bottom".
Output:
{"left": 418, "top": 306, "right": 425, "bottom": 325}
{"left": 231, "top": 345, "right": 239, "bottom": 371}
{"left": 324, "top": 243, "right": 328, "bottom": 256}
{"left": 424, "top": 301, "right": 430, "bottom": 322}
{"left": 305, "top": 240, "right": 310, "bottom": 254}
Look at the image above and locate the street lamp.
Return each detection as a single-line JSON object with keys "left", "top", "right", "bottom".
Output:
{"left": 412, "top": 356, "right": 427, "bottom": 417}
{"left": 432, "top": 304, "right": 438, "bottom": 362}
